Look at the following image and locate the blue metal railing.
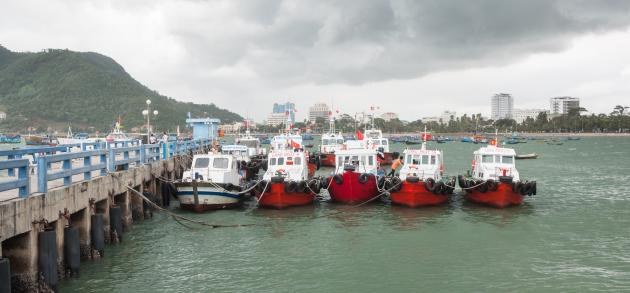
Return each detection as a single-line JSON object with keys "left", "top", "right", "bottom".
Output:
{"left": 0, "top": 159, "right": 30, "bottom": 197}
{"left": 37, "top": 150, "right": 108, "bottom": 192}
{"left": 0, "top": 138, "right": 211, "bottom": 196}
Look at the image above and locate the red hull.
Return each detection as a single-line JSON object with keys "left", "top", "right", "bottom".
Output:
{"left": 390, "top": 181, "right": 448, "bottom": 207}
{"left": 378, "top": 152, "right": 394, "bottom": 165}
{"left": 327, "top": 171, "right": 379, "bottom": 204}
{"left": 180, "top": 202, "right": 241, "bottom": 213}
{"left": 320, "top": 153, "right": 336, "bottom": 167}
{"left": 256, "top": 182, "right": 315, "bottom": 209}
{"left": 466, "top": 182, "right": 523, "bottom": 208}
{"left": 307, "top": 162, "right": 316, "bottom": 178}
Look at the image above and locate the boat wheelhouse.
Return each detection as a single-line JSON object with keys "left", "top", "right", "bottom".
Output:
{"left": 319, "top": 133, "right": 345, "bottom": 167}
{"left": 175, "top": 153, "right": 245, "bottom": 212}
{"left": 459, "top": 142, "right": 537, "bottom": 208}
{"left": 221, "top": 144, "right": 251, "bottom": 163}
{"left": 362, "top": 128, "right": 396, "bottom": 165}
{"left": 236, "top": 129, "right": 266, "bottom": 158}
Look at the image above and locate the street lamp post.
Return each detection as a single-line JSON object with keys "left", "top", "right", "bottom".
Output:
{"left": 142, "top": 99, "right": 159, "bottom": 143}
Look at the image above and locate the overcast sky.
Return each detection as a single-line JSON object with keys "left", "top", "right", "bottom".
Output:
{"left": 2, "top": 0, "right": 630, "bottom": 121}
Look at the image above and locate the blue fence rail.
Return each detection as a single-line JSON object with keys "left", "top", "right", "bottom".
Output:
{"left": 0, "top": 138, "right": 211, "bottom": 197}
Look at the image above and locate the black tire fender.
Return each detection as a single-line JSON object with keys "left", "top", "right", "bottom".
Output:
{"left": 285, "top": 181, "right": 298, "bottom": 193}
{"left": 297, "top": 181, "right": 307, "bottom": 193}
{"left": 333, "top": 174, "right": 343, "bottom": 185}
{"left": 424, "top": 178, "right": 436, "bottom": 192}
{"left": 359, "top": 173, "right": 371, "bottom": 184}
{"left": 486, "top": 179, "right": 498, "bottom": 192}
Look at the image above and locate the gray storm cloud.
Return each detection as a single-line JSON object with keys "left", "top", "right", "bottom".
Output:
{"left": 167, "top": 0, "right": 630, "bottom": 85}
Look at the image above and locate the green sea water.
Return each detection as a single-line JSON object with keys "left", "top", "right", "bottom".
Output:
{"left": 58, "top": 137, "right": 630, "bottom": 292}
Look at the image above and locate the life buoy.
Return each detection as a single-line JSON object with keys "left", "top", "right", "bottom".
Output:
{"left": 406, "top": 176, "right": 420, "bottom": 183}
{"left": 424, "top": 178, "right": 436, "bottom": 192}
{"left": 333, "top": 174, "right": 343, "bottom": 185}
{"left": 275, "top": 169, "right": 287, "bottom": 177}
{"left": 285, "top": 181, "right": 298, "bottom": 193}
{"left": 358, "top": 173, "right": 371, "bottom": 184}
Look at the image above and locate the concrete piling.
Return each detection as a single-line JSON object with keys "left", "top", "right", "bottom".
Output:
{"left": 63, "top": 227, "right": 80, "bottom": 277}
{"left": 109, "top": 206, "right": 123, "bottom": 243}
{"left": 0, "top": 258, "right": 10, "bottom": 293}
{"left": 37, "top": 229, "right": 58, "bottom": 292}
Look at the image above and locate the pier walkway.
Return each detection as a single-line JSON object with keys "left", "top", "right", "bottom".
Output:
{"left": 0, "top": 139, "right": 211, "bottom": 292}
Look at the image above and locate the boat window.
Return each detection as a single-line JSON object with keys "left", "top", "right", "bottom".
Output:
{"left": 337, "top": 139, "right": 344, "bottom": 144}
{"left": 212, "top": 158, "right": 229, "bottom": 169}
{"left": 278, "top": 157, "right": 285, "bottom": 165}
{"left": 495, "top": 155, "right": 500, "bottom": 163}
{"left": 323, "top": 139, "right": 330, "bottom": 145}
{"left": 382, "top": 140, "right": 388, "bottom": 145}
{"left": 482, "top": 155, "right": 493, "bottom": 163}
{"left": 430, "top": 155, "right": 436, "bottom": 165}
{"left": 368, "top": 155, "right": 374, "bottom": 166}
{"left": 294, "top": 157, "right": 302, "bottom": 165}
{"left": 372, "top": 140, "right": 380, "bottom": 145}
{"left": 406, "top": 155, "right": 412, "bottom": 164}
{"left": 422, "top": 155, "right": 429, "bottom": 165}
{"left": 502, "top": 156, "right": 514, "bottom": 164}
{"left": 286, "top": 157, "right": 294, "bottom": 165}
{"left": 270, "top": 158, "right": 277, "bottom": 166}
{"left": 194, "top": 158, "right": 210, "bottom": 168}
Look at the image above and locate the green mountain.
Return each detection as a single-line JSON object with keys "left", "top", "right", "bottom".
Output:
{"left": 0, "top": 45, "right": 242, "bottom": 132}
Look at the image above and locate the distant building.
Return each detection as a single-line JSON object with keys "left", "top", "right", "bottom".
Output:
{"left": 550, "top": 96, "right": 580, "bottom": 115}
{"left": 422, "top": 116, "right": 441, "bottom": 124}
{"left": 491, "top": 93, "right": 514, "bottom": 120}
{"left": 308, "top": 103, "right": 330, "bottom": 122}
{"left": 380, "top": 112, "right": 399, "bottom": 122}
{"left": 272, "top": 102, "right": 295, "bottom": 122}
{"left": 513, "top": 109, "right": 548, "bottom": 123}
{"left": 266, "top": 112, "right": 288, "bottom": 127}
{"left": 0, "top": 111, "right": 5, "bottom": 120}
{"left": 440, "top": 111, "right": 456, "bottom": 124}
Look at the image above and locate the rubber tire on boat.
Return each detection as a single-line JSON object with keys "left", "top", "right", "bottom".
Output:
{"left": 309, "top": 181, "right": 321, "bottom": 194}
{"left": 316, "top": 156, "right": 321, "bottom": 170}
{"left": 271, "top": 176, "right": 285, "bottom": 184}
{"left": 457, "top": 175, "right": 467, "bottom": 188}
{"left": 262, "top": 161, "right": 268, "bottom": 171}
{"left": 333, "top": 174, "right": 344, "bottom": 185}
{"left": 521, "top": 181, "right": 533, "bottom": 196}
{"left": 391, "top": 177, "right": 402, "bottom": 192}
{"left": 297, "top": 181, "right": 307, "bottom": 193}
{"left": 322, "top": 176, "right": 332, "bottom": 189}
{"left": 486, "top": 179, "right": 498, "bottom": 192}
{"left": 343, "top": 165, "right": 356, "bottom": 172}
{"left": 433, "top": 181, "right": 444, "bottom": 195}
{"left": 285, "top": 181, "right": 298, "bottom": 193}
{"left": 358, "top": 173, "right": 371, "bottom": 184}
{"left": 440, "top": 182, "right": 449, "bottom": 195}
{"left": 531, "top": 181, "right": 537, "bottom": 195}
{"left": 477, "top": 180, "right": 488, "bottom": 193}
{"left": 406, "top": 176, "right": 420, "bottom": 183}
{"left": 499, "top": 176, "right": 513, "bottom": 184}
{"left": 224, "top": 183, "right": 234, "bottom": 191}
{"left": 512, "top": 181, "right": 522, "bottom": 194}
{"left": 424, "top": 178, "right": 436, "bottom": 192}
{"left": 378, "top": 177, "right": 386, "bottom": 189}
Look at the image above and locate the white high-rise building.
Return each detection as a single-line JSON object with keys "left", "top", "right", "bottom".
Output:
{"left": 491, "top": 93, "right": 514, "bottom": 120}
{"left": 513, "top": 109, "right": 548, "bottom": 123}
{"left": 550, "top": 96, "right": 580, "bottom": 115}
{"left": 266, "top": 112, "right": 288, "bottom": 126}
{"left": 440, "top": 111, "right": 457, "bottom": 124}
{"left": 380, "top": 112, "right": 399, "bottom": 122}
{"left": 308, "top": 103, "right": 330, "bottom": 122}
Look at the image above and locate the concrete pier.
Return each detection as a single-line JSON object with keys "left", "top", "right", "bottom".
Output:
{"left": 0, "top": 155, "right": 190, "bottom": 292}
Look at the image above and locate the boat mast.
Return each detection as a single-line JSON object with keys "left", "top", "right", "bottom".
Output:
{"left": 421, "top": 125, "right": 427, "bottom": 150}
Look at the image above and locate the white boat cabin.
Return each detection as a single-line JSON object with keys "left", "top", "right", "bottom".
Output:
{"left": 221, "top": 144, "right": 251, "bottom": 162}
{"left": 263, "top": 149, "right": 308, "bottom": 181}
{"left": 236, "top": 131, "right": 266, "bottom": 157}
{"left": 334, "top": 141, "right": 378, "bottom": 175}
{"left": 320, "top": 133, "right": 345, "bottom": 154}
{"left": 183, "top": 154, "right": 242, "bottom": 185}
{"left": 471, "top": 145, "right": 520, "bottom": 181}
{"left": 364, "top": 129, "right": 390, "bottom": 153}
{"left": 399, "top": 147, "right": 443, "bottom": 181}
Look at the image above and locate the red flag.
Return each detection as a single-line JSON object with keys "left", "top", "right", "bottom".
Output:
{"left": 290, "top": 140, "right": 301, "bottom": 149}
{"left": 356, "top": 130, "right": 364, "bottom": 140}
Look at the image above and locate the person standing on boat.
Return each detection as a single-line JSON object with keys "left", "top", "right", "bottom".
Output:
{"left": 161, "top": 132, "right": 168, "bottom": 144}
{"left": 388, "top": 156, "right": 403, "bottom": 176}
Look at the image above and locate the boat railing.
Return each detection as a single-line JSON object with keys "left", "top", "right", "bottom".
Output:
{"left": 0, "top": 138, "right": 212, "bottom": 197}
{"left": 37, "top": 149, "right": 108, "bottom": 193}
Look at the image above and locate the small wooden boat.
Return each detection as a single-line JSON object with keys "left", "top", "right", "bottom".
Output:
{"left": 515, "top": 153, "right": 538, "bottom": 160}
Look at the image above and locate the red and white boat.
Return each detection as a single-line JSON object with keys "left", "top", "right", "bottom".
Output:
{"left": 319, "top": 114, "right": 344, "bottom": 167}
{"left": 254, "top": 116, "right": 320, "bottom": 209}
{"left": 459, "top": 138, "right": 537, "bottom": 208}
{"left": 362, "top": 128, "right": 396, "bottom": 165}
{"left": 389, "top": 133, "right": 455, "bottom": 207}
{"left": 325, "top": 141, "right": 380, "bottom": 204}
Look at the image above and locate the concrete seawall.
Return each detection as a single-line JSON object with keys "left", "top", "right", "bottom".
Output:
{"left": 0, "top": 155, "right": 188, "bottom": 292}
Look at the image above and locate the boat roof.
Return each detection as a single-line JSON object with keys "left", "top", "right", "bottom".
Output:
{"left": 194, "top": 153, "right": 234, "bottom": 160}
{"left": 322, "top": 133, "right": 343, "bottom": 139}
{"left": 268, "top": 150, "right": 305, "bottom": 158}
{"left": 221, "top": 144, "right": 248, "bottom": 151}
{"left": 404, "top": 148, "right": 442, "bottom": 156}
{"left": 474, "top": 145, "right": 516, "bottom": 156}
{"left": 335, "top": 148, "right": 377, "bottom": 156}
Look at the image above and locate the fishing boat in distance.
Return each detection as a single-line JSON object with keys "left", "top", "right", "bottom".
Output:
{"left": 0, "top": 133, "right": 22, "bottom": 144}
{"left": 389, "top": 129, "right": 455, "bottom": 207}
{"left": 58, "top": 126, "right": 99, "bottom": 145}
{"left": 515, "top": 153, "right": 538, "bottom": 160}
{"left": 174, "top": 152, "right": 245, "bottom": 212}
{"left": 235, "top": 122, "right": 266, "bottom": 159}
{"left": 105, "top": 119, "right": 129, "bottom": 143}
{"left": 325, "top": 140, "right": 380, "bottom": 204}
{"left": 459, "top": 137, "right": 537, "bottom": 208}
